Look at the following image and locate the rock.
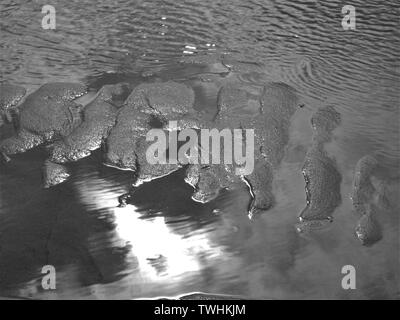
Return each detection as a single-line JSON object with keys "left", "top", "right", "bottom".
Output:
{"left": 0, "top": 83, "right": 26, "bottom": 125}
{"left": 310, "top": 104, "right": 341, "bottom": 140}
{"left": 42, "top": 160, "right": 70, "bottom": 188}
{"left": 185, "top": 164, "right": 240, "bottom": 203}
{"left": 299, "top": 106, "right": 342, "bottom": 223}
{"left": 179, "top": 82, "right": 299, "bottom": 213}
{"left": 350, "top": 154, "right": 383, "bottom": 246}
{"left": 111, "top": 80, "right": 299, "bottom": 214}
{"left": 50, "top": 83, "right": 131, "bottom": 163}
{"left": 105, "top": 81, "right": 196, "bottom": 179}
{"left": 1, "top": 69, "right": 302, "bottom": 218}
{"left": 295, "top": 217, "right": 333, "bottom": 234}
{"left": 351, "top": 154, "right": 379, "bottom": 214}
{"left": 355, "top": 205, "right": 382, "bottom": 246}
{"left": 0, "top": 82, "right": 87, "bottom": 159}
{"left": 124, "top": 81, "right": 196, "bottom": 117}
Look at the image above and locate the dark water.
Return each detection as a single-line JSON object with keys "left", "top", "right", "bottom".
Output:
{"left": 0, "top": 0, "right": 399, "bottom": 299}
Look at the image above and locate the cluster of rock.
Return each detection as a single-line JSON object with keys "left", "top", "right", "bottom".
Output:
{"left": 0, "top": 66, "right": 300, "bottom": 216}
{"left": 0, "top": 58, "right": 392, "bottom": 246}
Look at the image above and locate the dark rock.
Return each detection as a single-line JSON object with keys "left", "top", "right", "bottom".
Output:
{"left": 105, "top": 81, "right": 196, "bottom": 180}
{"left": 351, "top": 154, "right": 379, "bottom": 214}
{"left": 298, "top": 106, "right": 342, "bottom": 225}
{"left": 351, "top": 154, "right": 383, "bottom": 246}
{"left": 0, "top": 83, "right": 26, "bottom": 125}
{"left": 50, "top": 83, "right": 131, "bottom": 163}
{"left": 108, "top": 79, "right": 299, "bottom": 214}
{"left": 355, "top": 205, "right": 382, "bottom": 246}
{"left": 0, "top": 82, "right": 87, "bottom": 159}
{"left": 42, "top": 160, "right": 70, "bottom": 188}
{"left": 189, "top": 82, "right": 299, "bottom": 213}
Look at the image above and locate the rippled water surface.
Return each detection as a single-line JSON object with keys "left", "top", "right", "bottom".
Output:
{"left": 0, "top": 0, "right": 399, "bottom": 299}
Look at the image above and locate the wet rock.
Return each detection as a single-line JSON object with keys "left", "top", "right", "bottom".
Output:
{"left": 105, "top": 81, "right": 196, "bottom": 180}
{"left": 0, "top": 82, "right": 87, "bottom": 160}
{"left": 111, "top": 80, "right": 299, "bottom": 214}
{"left": 0, "top": 77, "right": 301, "bottom": 216}
{"left": 295, "top": 217, "right": 333, "bottom": 234}
{"left": 42, "top": 160, "right": 70, "bottom": 188}
{"left": 215, "top": 84, "right": 261, "bottom": 122}
{"left": 351, "top": 154, "right": 379, "bottom": 214}
{"left": 188, "top": 82, "right": 299, "bottom": 213}
{"left": 50, "top": 83, "right": 131, "bottom": 163}
{"left": 299, "top": 106, "right": 342, "bottom": 223}
{"left": 124, "top": 81, "right": 196, "bottom": 117}
{"left": 355, "top": 205, "right": 382, "bottom": 246}
{"left": 244, "top": 158, "right": 275, "bottom": 212}
{"left": 350, "top": 154, "right": 383, "bottom": 246}
{"left": 0, "top": 83, "right": 26, "bottom": 125}
{"left": 310, "top": 104, "right": 341, "bottom": 140}
{"left": 185, "top": 164, "right": 240, "bottom": 203}
{"left": 299, "top": 146, "right": 342, "bottom": 221}
{"left": 257, "top": 82, "right": 299, "bottom": 166}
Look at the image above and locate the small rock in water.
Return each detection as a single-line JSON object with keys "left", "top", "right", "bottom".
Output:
{"left": 43, "top": 160, "right": 70, "bottom": 188}
{"left": 350, "top": 154, "right": 379, "bottom": 214}
{"left": 295, "top": 217, "right": 333, "bottom": 234}
{"left": 355, "top": 206, "right": 382, "bottom": 246}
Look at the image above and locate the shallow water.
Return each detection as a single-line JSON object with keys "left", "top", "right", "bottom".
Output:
{"left": 0, "top": 0, "right": 399, "bottom": 299}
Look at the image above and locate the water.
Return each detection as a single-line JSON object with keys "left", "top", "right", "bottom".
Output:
{"left": 0, "top": 0, "right": 399, "bottom": 299}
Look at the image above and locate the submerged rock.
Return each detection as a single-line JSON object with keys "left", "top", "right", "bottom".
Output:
{"left": 351, "top": 154, "right": 379, "bottom": 214}
{"left": 295, "top": 217, "right": 333, "bottom": 234}
{"left": 299, "top": 106, "right": 342, "bottom": 224}
{"left": 355, "top": 205, "right": 382, "bottom": 246}
{"left": 0, "top": 82, "right": 87, "bottom": 161}
{"left": 351, "top": 154, "right": 382, "bottom": 246}
{"left": 0, "top": 83, "right": 26, "bottom": 125}
{"left": 310, "top": 104, "right": 341, "bottom": 140}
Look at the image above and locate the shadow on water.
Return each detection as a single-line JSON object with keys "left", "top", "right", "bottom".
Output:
{"left": 124, "top": 169, "right": 222, "bottom": 225}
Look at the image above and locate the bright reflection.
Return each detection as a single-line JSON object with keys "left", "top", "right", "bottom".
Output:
{"left": 114, "top": 206, "right": 219, "bottom": 279}
{"left": 75, "top": 175, "right": 224, "bottom": 282}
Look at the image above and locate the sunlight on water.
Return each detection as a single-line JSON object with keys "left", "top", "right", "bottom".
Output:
{"left": 75, "top": 174, "right": 224, "bottom": 283}
{"left": 113, "top": 206, "right": 221, "bottom": 280}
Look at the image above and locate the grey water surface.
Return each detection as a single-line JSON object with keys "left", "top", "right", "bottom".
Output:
{"left": 0, "top": 0, "right": 399, "bottom": 299}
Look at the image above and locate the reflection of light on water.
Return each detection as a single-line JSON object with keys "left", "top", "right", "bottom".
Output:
{"left": 114, "top": 205, "right": 220, "bottom": 280}
{"left": 76, "top": 175, "right": 223, "bottom": 282}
